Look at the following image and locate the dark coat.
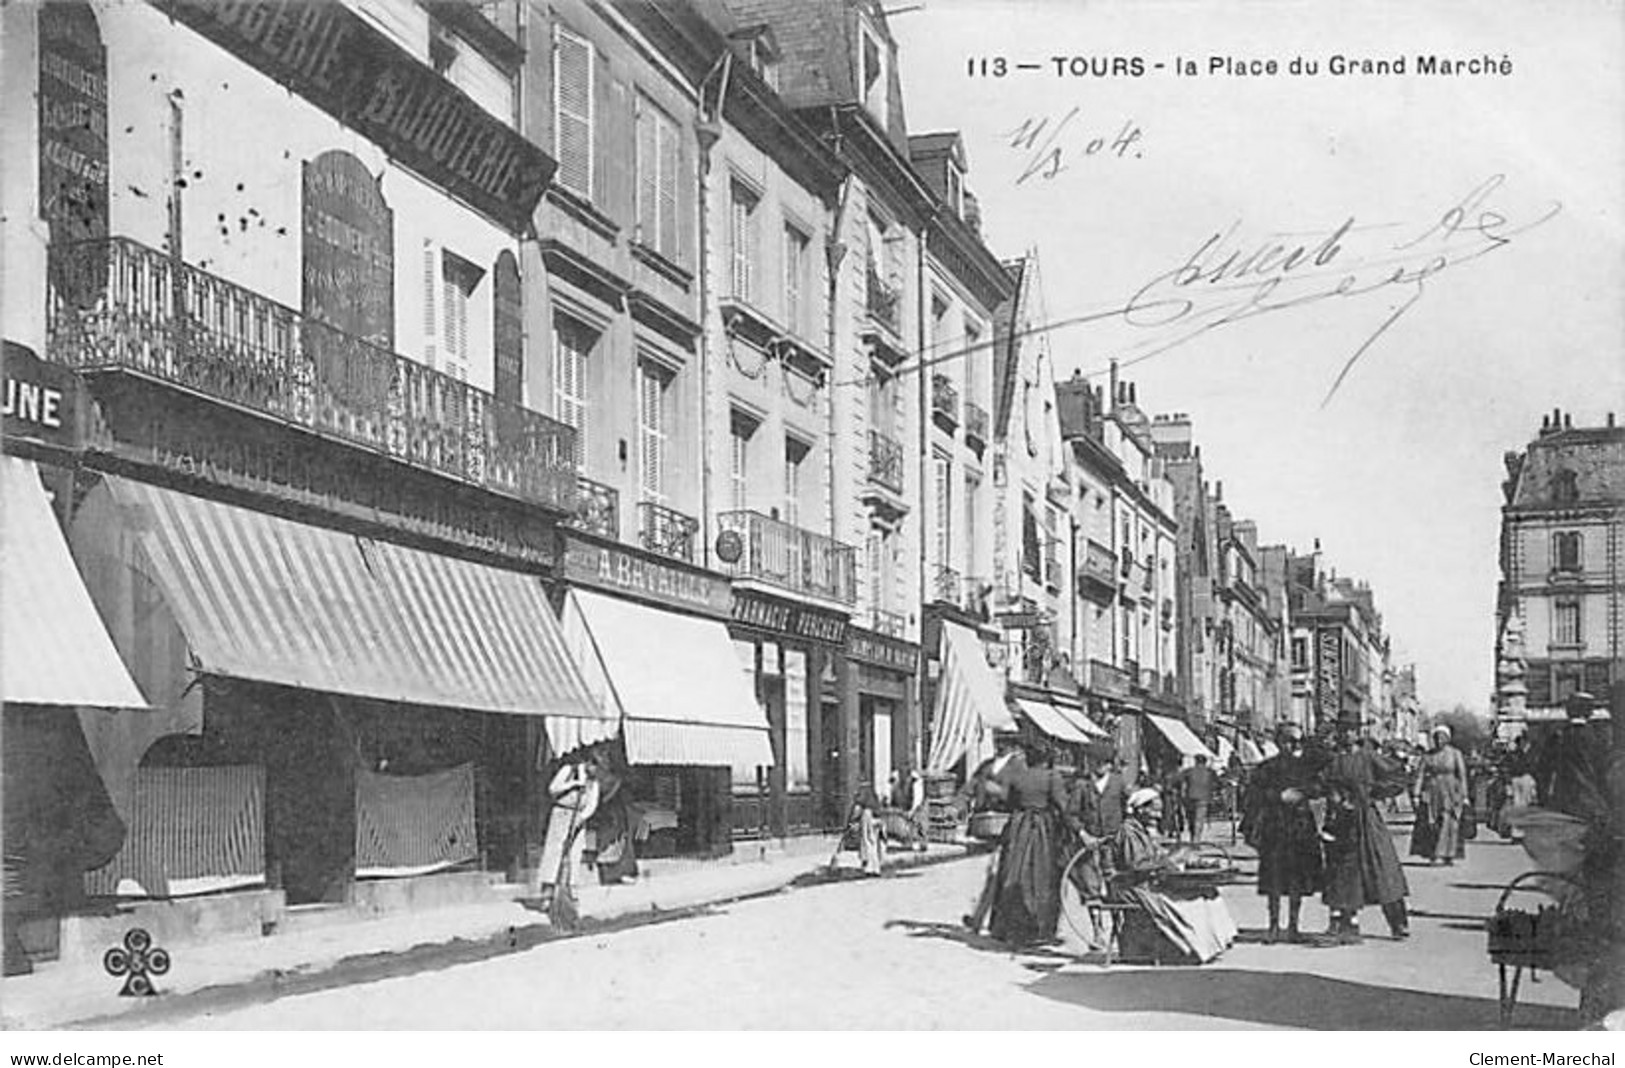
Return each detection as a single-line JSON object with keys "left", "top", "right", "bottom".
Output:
{"left": 1242, "top": 751, "right": 1324, "bottom": 898}
{"left": 1319, "top": 749, "right": 1409, "bottom": 909}
{"left": 1088, "top": 770, "right": 1130, "bottom": 838}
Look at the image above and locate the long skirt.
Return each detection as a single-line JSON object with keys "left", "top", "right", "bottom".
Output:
{"left": 858, "top": 808, "right": 886, "bottom": 875}
{"left": 1323, "top": 802, "right": 1409, "bottom": 911}
{"left": 1409, "top": 801, "right": 1464, "bottom": 861}
{"left": 989, "top": 810, "right": 1063, "bottom": 946}
{"left": 1115, "top": 884, "right": 1238, "bottom": 964}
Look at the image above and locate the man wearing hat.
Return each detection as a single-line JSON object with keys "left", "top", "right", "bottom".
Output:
{"left": 1241, "top": 722, "right": 1325, "bottom": 943}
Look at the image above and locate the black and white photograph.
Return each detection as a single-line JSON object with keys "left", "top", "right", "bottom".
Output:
{"left": 1, "top": 0, "right": 1622, "bottom": 1045}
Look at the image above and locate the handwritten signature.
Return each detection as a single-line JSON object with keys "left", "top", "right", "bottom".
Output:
{"left": 1111, "top": 175, "right": 1560, "bottom": 405}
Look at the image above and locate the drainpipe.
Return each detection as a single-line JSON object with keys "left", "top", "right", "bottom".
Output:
{"left": 915, "top": 203, "right": 938, "bottom": 774}
{"left": 695, "top": 56, "right": 729, "bottom": 568}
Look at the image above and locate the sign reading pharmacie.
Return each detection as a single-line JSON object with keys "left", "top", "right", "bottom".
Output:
{"left": 159, "top": 0, "right": 554, "bottom": 233}
{"left": 559, "top": 533, "right": 733, "bottom": 619}
{"left": 730, "top": 590, "right": 849, "bottom": 648}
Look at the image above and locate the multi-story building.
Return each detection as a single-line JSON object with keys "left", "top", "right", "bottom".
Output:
{"left": 1286, "top": 551, "right": 1388, "bottom": 733}
{"left": 1213, "top": 502, "right": 1284, "bottom": 736}
{"left": 4, "top": 0, "right": 623, "bottom": 963}
{"left": 1495, "top": 408, "right": 1625, "bottom": 730}
{"left": 1149, "top": 412, "right": 1220, "bottom": 727}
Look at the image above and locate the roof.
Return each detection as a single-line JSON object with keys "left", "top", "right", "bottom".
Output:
{"left": 908, "top": 130, "right": 965, "bottom": 169}
{"left": 992, "top": 257, "right": 1028, "bottom": 438}
{"left": 1507, "top": 424, "right": 1625, "bottom": 509}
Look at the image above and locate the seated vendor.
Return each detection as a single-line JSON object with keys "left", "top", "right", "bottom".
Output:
{"left": 1107, "top": 788, "right": 1239, "bottom": 964}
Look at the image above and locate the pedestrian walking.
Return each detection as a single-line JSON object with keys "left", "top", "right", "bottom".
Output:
{"left": 1318, "top": 727, "right": 1410, "bottom": 943}
{"left": 1240, "top": 723, "right": 1324, "bottom": 943}
{"left": 1410, "top": 725, "right": 1469, "bottom": 865}
{"left": 1177, "top": 754, "right": 1219, "bottom": 842}
{"left": 961, "top": 742, "right": 1026, "bottom": 933}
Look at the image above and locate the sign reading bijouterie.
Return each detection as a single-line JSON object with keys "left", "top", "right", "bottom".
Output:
{"left": 848, "top": 628, "right": 919, "bottom": 675}
{"left": 159, "top": 0, "right": 555, "bottom": 233}
{"left": 731, "top": 592, "right": 848, "bottom": 647}
{"left": 560, "top": 534, "right": 732, "bottom": 618}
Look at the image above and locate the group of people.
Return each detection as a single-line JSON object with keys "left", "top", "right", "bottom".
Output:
{"left": 960, "top": 742, "right": 1238, "bottom": 964}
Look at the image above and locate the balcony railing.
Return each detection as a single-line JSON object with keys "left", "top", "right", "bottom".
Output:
{"left": 46, "top": 237, "right": 577, "bottom": 512}
{"left": 869, "top": 607, "right": 908, "bottom": 638}
{"left": 1078, "top": 539, "right": 1117, "bottom": 593}
{"left": 930, "top": 373, "right": 960, "bottom": 427}
{"left": 933, "top": 564, "right": 962, "bottom": 606}
{"left": 865, "top": 264, "right": 901, "bottom": 336}
{"left": 716, "top": 510, "right": 856, "bottom": 605}
{"left": 639, "top": 500, "right": 699, "bottom": 563}
{"left": 867, "top": 429, "right": 904, "bottom": 495}
{"left": 570, "top": 475, "right": 620, "bottom": 540}
{"left": 964, "top": 401, "right": 989, "bottom": 448}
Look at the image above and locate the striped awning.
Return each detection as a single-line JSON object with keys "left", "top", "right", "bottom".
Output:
{"left": 96, "top": 476, "right": 608, "bottom": 729}
{"left": 926, "top": 621, "right": 1015, "bottom": 773}
{"left": 1052, "top": 702, "right": 1111, "bottom": 740}
{"left": 1014, "top": 698, "right": 1092, "bottom": 746}
{"left": 1144, "top": 713, "right": 1216, "bottom": 764}
{"left": 1, "top": 457, "right": 146, "bottom": 708}
{"left": 562, "top": 590, "right": 772, "bottom": 768}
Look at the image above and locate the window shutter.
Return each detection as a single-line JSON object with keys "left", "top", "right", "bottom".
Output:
{"left": 656, "top": 114, "right": 679, "bottom": 257}
{"left": 553, "top": 318, "right": 588, "bottom": 466}
{"left": 553, "top": 26, "right": 593, "bottom": 198}
{"left": 639, "top": 364, "right": 664, "bottom": 501}
{"left": 635, "top": 98, "right": 657, "bottom": 245}
{"left": 422, "top": 239, "right": 440, "bottom": 368}
{"left": 730, "top": 192, "right": 748, "bottom": 300}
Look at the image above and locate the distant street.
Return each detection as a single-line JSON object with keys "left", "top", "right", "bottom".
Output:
{"left": 141, "top": 819, "right": 1580, "bottom": 1030}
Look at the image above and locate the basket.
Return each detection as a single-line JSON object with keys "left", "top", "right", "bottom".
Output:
{"left": 1487, "top": 871, "right": 1592, "bottom": 969}
{"left": 967, "top": 811, "right": 1009, "bottom": 841}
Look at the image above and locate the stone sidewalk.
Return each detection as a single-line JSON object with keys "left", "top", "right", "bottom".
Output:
{"left": 0, "top": 835, "right": 971, "bottom": 1031}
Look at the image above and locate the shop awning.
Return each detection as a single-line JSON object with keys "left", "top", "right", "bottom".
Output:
{"left": 1, "top": 457, "right": 146, "bottom": 708}
{"left": 1238, "top": 736, "right": 1265, "bottom": 765}
{"left": 1144, "top": 713, "right": 1216, "bottom": 764}
{"left": 93, "top": 476, "right": 609, "bottom": 739}
{"left": 1052, "top": 702, "right": 1111, "bottom": 740}
{"left": 1013, "top": 698, "right": 1092, "bottom": 746}
{"left": 926, "top": 621, "right": 1015, "bottom": 773}
{"left": 563, "top": 589, "right": 773, "bottom": 768}
{"left": 1214, "top": 735, "right": 1235, "bottom": 767}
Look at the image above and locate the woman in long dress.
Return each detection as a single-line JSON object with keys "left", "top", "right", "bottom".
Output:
{"left": 1320, "top": 729, "right": 1410, "bottom": 943}
{"left": 1109, "top": 789, "right": 1237, "bottom": 964}
{"left": 1241, "top": 723, "right": 1324, "bottom": 943}
{"left": 1410, "top": 725, "right": 1468, "bottom": 865}
{"left": 989, "top": 746, "right": 1089, "bottom": 947}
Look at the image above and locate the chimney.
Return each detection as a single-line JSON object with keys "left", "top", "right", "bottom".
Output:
{"left": 1564, "top": 413, "right": 1572, "bottom": 429}
{"left": 1314, "top": 537, "right": 1321, "bottom": 552}
{"left": 1109, "top": 360, "right": 1119, "bottom": 408}
{"left": 1610, "top": 412, "right": 1617, "bottom": 428}
{"left": 1129, "top": 382, "right": 1137, "bottom": 404}
{"left": 1215, "top": 480, "right": 1224, "bottom": 502}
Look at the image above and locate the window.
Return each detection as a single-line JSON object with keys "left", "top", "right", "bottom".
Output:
{"left": 783, "top": 225, "right": 809, "bottom": 337}
{"left": 635, "top": 95, "right": 680, "bottom": 259}
{"left": 553, "top": 24, "right": 594, "bottom": 199}
{"left": 866, "top": 530, "right": 884, "bottom": 612}
{"left": 729, "top": 410, "right": 757, "bottom": 511}
{"left": 930, "top": 295, "right": 950, "bottom": 354}
{"left": 552, "top": 313, "right": 595, "bottom": 465}
{"left": 964, "top": 472, "right": 980, "bottom": 579}
{"left": 1553, "top": 531, "right": 1582, "bottom": 572}
{"left": 934, "top": 455, "right": 953, "bottom": 570}
{"left": 1553, "top": 470, "right": 1579, "bottom": 505}
{"left": 1554, "top": 601, "right": 1581, "bottom": 646}
{"left": 1022, "top": 492, "right": 1041, "bottom": 581}
{"left": 637, "top": 361, "right": 670, "bottom": 502}
{"left": 946, "top": 164, "right": 963, "bottom": 218}
{"left": 858, "top": 20, "right": 886, "bottom": 120}
{"left": 784, "top": 649, "right": 809, "bottom": 791}
{"left": 439, "top": 252, "right": 483, "bottom": 382}
{"left": 784, "top": 437, "right": 809, "bottom": 526}
{"left": 728, "top": 181, "right": 760, "bottom": 302}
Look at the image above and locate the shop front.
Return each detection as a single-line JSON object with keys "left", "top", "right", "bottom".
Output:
{"left": 846, "top": 627, "right": 920, "bottom": 814}
{"left": 923, "top": 618, "right": 1016, "bottom": 782}
{"left": 727, "top": 589, "right": 848, "bottom": 838}
{"left": 1085, "top": 658, "right": 1140, "bottom": 785}
{"left": 1008, "top": 684, "right": 1112, "bottom": 773}
{"left": 554, "top": 533, "right": 770, "bottom": 859}
{"left": 65, "top": 474, "right": 611, "bottom": 909}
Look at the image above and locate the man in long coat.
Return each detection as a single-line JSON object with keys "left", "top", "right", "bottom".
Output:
{"left": 1319, "top": 726, "right": 1410, "bottom": 943}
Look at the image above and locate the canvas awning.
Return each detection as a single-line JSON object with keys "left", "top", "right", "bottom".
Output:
{"left": 1238, "top": 736, "right": 1265, "bottom": 765}
{"left": 926, "top": 621, "right": 1015, "bottom": 773}
{"left": 91, "top": 475, "right": 610, "bottom": 748}
{"left": 562, "top": 589, "right": 773, "bottom": 768}
{"left": 1214, "top": 735, "right": 1235, "bottom": 767}
{"left": 1144, "top": 712, "right": 1216, "bottom": 764}
{"left": 1, "top": 457, "right": 146, "bottom": 708}
{"left": 1052, "top": 702, "right": 1111, "bottom": 740}
{"left": 1013, "top": 698, "right": 1092, "bottom": 746}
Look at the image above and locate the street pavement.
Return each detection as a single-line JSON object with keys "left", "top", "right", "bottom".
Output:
{"left": 121, "top": 816, "right": 1584, "bottom": 1030}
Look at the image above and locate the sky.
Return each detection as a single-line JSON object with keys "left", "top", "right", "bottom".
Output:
{"left": 892, "top": 0, "right": 1625, "bottom": 713}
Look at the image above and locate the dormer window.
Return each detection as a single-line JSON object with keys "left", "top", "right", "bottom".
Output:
{"left": 858, "top": 20, "right": 887, "bottom": 123}
{"left": 946, "top": 164, "right": 964, "bottom": 218}
{"left": 733, "top": 25, "right": 781, "bottom": 93}
{"left": 1553, "top": 469, "right": 1579, "bottom": 505}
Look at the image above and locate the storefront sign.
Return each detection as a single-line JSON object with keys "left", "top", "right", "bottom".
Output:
{"left": 3, "top": 342, "right": 82, "bottom": 452}
{"left": 848, "top": 627, "right": 919, "bottom": 675}
{"left": 1316, "top": 628, "right": 1341, "bottom": 722}
{"left": 161, "top": 0, "right": 555, "bottom": 233}
{"left": 731, "top": 591, "right": 848, "bottom": 647}
{"left": 1089, "top": 659, "right": 1132, "bottom": 701}
{"left": 560, "top": 534, "right": 732, "bottom": 617}
{"left": 303, "top": 149, "right": 393, "bottom": 348}
{"left": 38, "top": 1, "right": 108, "bottom": 308}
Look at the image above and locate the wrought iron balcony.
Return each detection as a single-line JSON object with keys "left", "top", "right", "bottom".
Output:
{"left": 867, "top": 429, "right": 904, "bottom": 495}
{"left": 964, "top": 401, "right": 989, "bottom": 449}
{"left": 570, "top": 475, "right": 620, "bottom": 540}
{"left": 716, "top": 510, "right": 856, "bottom": 605}
{"left": 865, "top": 264, "right": 901, "bottom": 336}
{"left": 638, "top": 500, "right": 699, "bottom": 563}
{"left": 1077, "top": 539, "right": 1117, "bottom": 600}
{"left": 930, "top": 373, "right": 959, "bottom": 428}
{"left": 869, "top": 607, "right": 908, "bottom": 638}
{"left": 933, "top": 563, "right": 961, "bottom": 606}
{"left": 46, "top": 237, "right": 577, "bottom": 512}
